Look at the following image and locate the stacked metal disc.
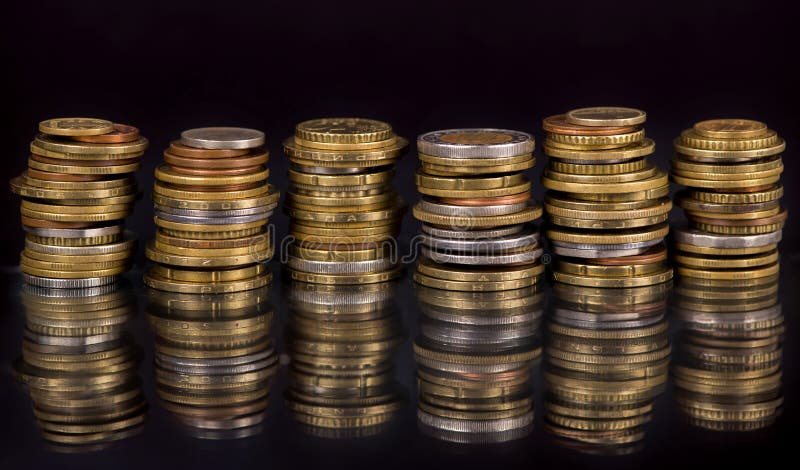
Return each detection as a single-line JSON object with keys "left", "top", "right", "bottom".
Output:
{"left": 144, "top": 127, "right": 278, "bottom": 294}
{"left": 543, "top": 282, "right": 671, "bottom": 454}
{"left": 541, "top": 107, "right": 672, "bottom": 288}
{"left": 146, "top": 286, "right": 277, "bottom": 439}
{"left": 670, "top": 119, "right": 785, "bottom": 285}
{"left": 13, "top": 282, "right": 146, "bottom": 451}
{"left": 413, "top": 284, "right": 544, "bottom": 444}
{"left": 10, "top": 118, "right": 146, "bottom": 288}
{"left": 672, "top": 269, "right": 783, "bottom": 431}
{"left": 284, "top": 281, "right": 405, "bottom": 438}
{"left": 413, "top": 128, "right": 544, "bottom": 291}
{"left": 283, "top": 118, "right": 407, "bottom": 285}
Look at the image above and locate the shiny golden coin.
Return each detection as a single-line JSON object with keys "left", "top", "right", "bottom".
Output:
{"left": 285, "top": 206, "right": 405, "bottom": 227}
{"left": 544, "top": 194, "right": 657, "bottom": 212}
{"left": 555, "top": 258, "right": 666, "bottom": 278}
{"left": 288, "top": 167, "right": 394, "bottom": 187}
{"left": 23, "top": 249, "right": 132, "bottom": 264}
{"left": 155, "top": 165, "right": 268, "bottom": 186}
{"left": 673, "top": 250, "right": 779, "bottom": 270}
{"left": 565, "top": 107, "right": 647, "bottom": 127}
{"left": 693, "top": 119, "right": 769, "bottom": 139}
{"left": 293, "top": 134, "right": 397, "bottom": 151}
{"left": 671, "top": 172, "right": 780, "bottom": 189}
{"left": 673, "top": 243, "right": 777, "bottom": 256}
{"left": 544, "top": 139, "right": 654, "bottom": 162}
{"left": 151, "top": 188, "right": 278, "bottom": 211}
{"left": 152, "top": 238, "right": 270, "bottom": 258}
{"left": 283, "top": 137, "right": 407, "bottom": 164}
{"left": 546, "top": 223, "right": 669, "bottom": 245}
{"left": 684, "top": 207, "right": 780, "bottom": 221}
{"left": 416, "top": 258, "right": 542, "bottom": 282}
{"left": 552, "top": 266, "right": 672, "bottom": 288}
{"left": 27, "top": 157, "right": 141, "bottom": 175}
{"left": 10, "top": 176, "right": 136, "bottom": 200}
{"left": 543, "top": 170, "right": 667, "bottom": 194}
{"left": 418, "top": 152, "right": 532, "bottom": 167}
{"left": 154, "top": 216, "right": 266, "bottom": 233}
{"left": 671, "top": 155, "right": 782, "bottom": 175}
{"left": 688, "top": 185, "right": 783, "bottom": 205}
{"left": 673, "top": 138, "right": 785, "bottom": 160}
{"left": 39, "top": 118, "right": 114, "bottom": 136}
{"left": 546, "top": 321, "right": 668, "bottom": 340}
{"left": 20, "top": 252, "right": 129, "bottom": 271}
{"left": 295, "top": 117, "right": 393, "bottom": 144}
{"left": 545, "top": 165, "right": 656, "bottom": 184}
{"left": 420, "top": 158, "right": 535, "bottom": 176}
{"left": 286, "top": 191, "right": 395, "bottom": 208}
{"left": 680, "top": 128, "right": 778, "bottom": 151}
{"left": 412, "top": 203, "right": 542, "bottom": 228}
{"left": 545, "top": 197, "right": 671, "bottom": 220}
{"left": 414, "top": 171, "right": 527, "bottom": 190}
{"left": 289, "top": 244, "right": 393, "bottom": 262}
{"left": 21, "top": 263, "right": 129, "bottom": 279}
{"left": 33, "top": 134, "right": 149, "bottom": 156}
{"left": 546, "top": 128, "right": 645, "bottom": 148}
{"left": 143, "top": 271, "right": 272, "bottom": 293}
{"left": 550, "top": 158, "right": 647, "bottom": 175}
{"left": 152, "top": 182, "right": 270, "bottom": 201}
{"left": 568, "top": 184, "right": 670, "bottom": 203}
{"left": 413, "top": 269, "right": 543, "bottom": 291}
{"left": 549, "top": 213, "right": 668, "bottom": 230}
{"left": 674, "top": 261, "right": 779, "bottom": 280}
{"left": 145, "top": 243, "right": 272, "bottom": 267}
{"left": 25, "top": 233, "right": 121, "bottom": 247}
{"left": 21, "top": 173, "right": 133, "bottom": 190}
{"left": 417, "top": 180, "right": 531, "bottom": 199}
{"left": 20, "top": 207, "right": 130, "bottom": 223}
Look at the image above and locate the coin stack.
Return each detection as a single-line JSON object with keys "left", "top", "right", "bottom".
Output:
{"left": 284, "top": 281, "right": 405, "bottom": 438}
{"left": 144, "top": 127, "right": 278, "bottom": 294}
{"left": 9, "top": 118, "right": 147, "bottom": 288}
{"left": 413, "top": 284, "right": 544, "bottom": 444}
{"left": 543, "top": 282, "right": 671, "bottom": 454}
{"left": 670, "top": 119, "right": 785, "bottom": 285}
{"left": 147, "top": 287, "right": 278, "bottom": 439}
{"left": 413, "top": 129, "right": 544, "bottom": 290}
{"left": 542, "top": 107, "right": 672, "bottom": 288}
{"left": 283, "top": 118, "right": 408, "bottom": 285}
{"left": 13, "top": 282, "right": 146, "bottom": 451}
{"left": 672, "top": 267, "right": 783, "bottom": 431}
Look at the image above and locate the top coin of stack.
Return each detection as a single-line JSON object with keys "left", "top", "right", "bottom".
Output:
{"left": 283, "top": 118, "right": 408, "bottom": 285}
{"left": 413, "top": 129, "right": 544, "bottom": 292}
{"left": 542, "top": 107, "right": 672, "bottom": 288}
{"left": 144, "top": 127, "right": 279, "bottom": 294}
{"left": 670, "top": 119, "right": 785, "bottom": 283}
{"left": 10, "top": 118, "right": 147, "bottom": 288}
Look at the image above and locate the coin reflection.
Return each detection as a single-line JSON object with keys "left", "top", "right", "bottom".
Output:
{"left": 413, "top": 284, "right": 544, "bottom": 444}
{"left": 146, "top": 286, "right": 277, "bottom": 439}
{"left": 13, "top": 282, "right": 146, "bottom": 452}
{"left": 543, "top": 282, "right": 672, "bottom": 454}
{"left": 671, "top": 274, "right": 783, "bottom": 431}
{"left": 284, "top": 281, "right": 405, "bottom": 438}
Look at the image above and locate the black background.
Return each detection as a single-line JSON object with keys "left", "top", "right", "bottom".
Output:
{"left": 1, "top": 1, "right": 797, "bottom": 469}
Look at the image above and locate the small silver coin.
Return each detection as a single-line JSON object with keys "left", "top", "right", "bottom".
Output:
{"left": 181, "top": 127, "right": 265, "bottom": 149}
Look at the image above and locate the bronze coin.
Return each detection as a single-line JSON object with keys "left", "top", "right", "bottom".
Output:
{"left": 543, "top": 114, "right": 638, "bottom": 136}
{"left": 168, "top": 140, "right": 251, "bottom": 158}
{"left": 21, "top": 215, "right": 94, "bottom": 229}
{"left": 168, "top": 165, "right": 263, "bottom": 176}
{"left": 163, "top": 149, "right": 269, "bottom": 169}
{"left": 591, "top": 245, "right": 667, "bottom": 266}
{"left": 70, "top": 124, "right": 141, "bottom": 143}
{"left": 30, "top": 154, "right": 140, "bottom": 167}
{"left": 26, "top": 168, "right": 105, "bottom": 182}
{"left": 691, "top": 208, "right": 787, "bottom": 227}
{"left": 438, "top": 192, "right": 531, "bottom": 206}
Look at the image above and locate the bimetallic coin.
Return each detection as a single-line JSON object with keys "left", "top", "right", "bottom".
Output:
{"left": 565, "top": 107, "right": 647, "bottom": 127}
{"left": 417, "top": 129, "right": 534, "bottom": 158}
{"left": 180, "top": 127, "right": 265, "bottom": 149}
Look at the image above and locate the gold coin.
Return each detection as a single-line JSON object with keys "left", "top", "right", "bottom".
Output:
{"left": 286, "top": 206, "right": 405, "bottom": 226}
{"left": 10, "top": 176, "right": 136, "bottom": 199}
{"left": 39, "top": 117, "right": 114, "bottom": 136}
{"left": 154, "top": 216, "right": 266, "bottom": 233}
{"left": 285, "top": 191, "right": 395, "bottom": 208}
{"left": 23, "top": 249, "right": 132, "bottom": 264}
{"left": 552, "top": 266, "right": 672, "bottom": 288}
{"left": 545, "top": 223, "right": 669, "bottom": 245}
{"left": 288, "top": 168, "right": 394, "bottom": 187}
{"left": 417, "top": 180, "right": 531, "bottom": 198}
{"left": 286, "top": 267, "right": 403, "bottom": 285}
{"left": 33, "top": 134, "right": 149, "bottom": 156}
{"left": 151, "top": 187, "right": 279, "bottom": 210}
{"left": 673, "top": 243, "right": 777, "bottom": 256}
{"left": 565, "top": 107, "right": 647, "bottom": 127}
{"left": 544, "top": 139, "right": 654, "bottom": 162}
{"left": 542, "top": 170, "right": 667, "bottom": 194}
{"left": 152, "top": 182, "right": 270, "bottom": 201}
{"left": 544, "top": 194, "right": 657, "bottom": 211}
{"left": 27, "top": 158, "right": 141, "bottom": 175}
{"left": 673, "top": 250, "right": 778, "bottom": 270}
{"left": 413, "top": 270, "right": 543, "bottom": 291}
{"left": 671, "top": 172, "right": 780, "bottom": 188}
{"left": 20, "top": 252, "right": 129, "bottom": 271}
{"left": 416, "top": 258, "right": 543, "bottom": 282}
{"left": 414, "top": 171, "right": 527, "bottom": 190}
{"left": 545, "top": 165, "right": 657, "bottom": 184}
{"left": 673, "top": 138, "right": 785, "bottom": 159}
{"left": 689, "top": 185, "right": 782, "bottom": 204}
{"left": 20, "top": 206, "right": 130, "bottom": 223}
{"left": 289, "top": 244, "right": 393, "bottom": 262}
{"left": 145, "top": 242, "right": 272, "bottom": 267}
{"left": 549, "top": 213, "right": 669, "bottom": 230}
{"left": 693, "top": 119, "right": 768, "bottom": 139}
{"left": 412, "top": 203, "right": 542, "bottom": 228}
{"left": 26, "top": 233, "right": 121, "bottom": 247}
{"left": 671, "top": 155, "right": 782, "bottom": 174}
{"left": 546, "top": 128, "right": 646, "bottom": 148}
{"left": 566, "top": 184, "right": 669, "bottom": 202}
{"left": 155, "top": 165, "right": 268, "bottom": 186}
{"left": 143, "top": 271, "right": 272, "bottom": 293}
{"left": 293, "top": 135, "right": 397, "bottom": 151}
{"left": 550, "top": 158, "right": 647, "bottom": 175}
{"left": 282, "top": 137, "right": 407, "bottom": 163}
{"left": 420, "top": 158, "right": 535, "bottom": 176}
{"left": 21, "top": 173, "right": 133, "bottom": 190}
{"left": 21, "top": 263, "right": 129, "bottom": 279}
{"left": 555, "top": 259, "right": 666, "bottom": 278}
{"left": 546, "top": 322, "right": 668, "bottom": 340}
{"left": 295, "top": 117, "right": 393, "bottom": 144}
{"left": 418, "top": 152, "right": 533, "bottom": 167}
{"left": 152, "top": 238, "right": 270, "bottom": 258}
{"left": 674, "top": 261, "right": 779, "bottom": 280}
{"left": 680, "top": 128, "right": 778, "bottom": 151}
{"left": 684, "top": 207, "right": 780, "bottom": 221}
{"left": 545, "top": 197, "right": 671, "bottom": 220}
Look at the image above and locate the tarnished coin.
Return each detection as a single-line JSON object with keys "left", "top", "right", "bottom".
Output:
{"left": 693, "top": 119, "right": 768, "bottom": 139}
{"left": 181, "top": 127, "right": 265, "bottom": 149}
{"left": 565, "top": 107, "right": 647, "bottom": 127}
{"left": 417, "top": 129, "right": 534, "bottom": 158}
{"left": 39, "top": 118, "right": 114, "bottom": 136}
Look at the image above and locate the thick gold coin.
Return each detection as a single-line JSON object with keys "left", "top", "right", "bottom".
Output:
{"left": 684, "top": 207, "right": 780, "bottom": 221}
{"left": 147, "top": 264, "right": 267, "bottom": 283}
{"left": 412, "top": 203, "right": 542, "bottom": 228}
{"left": 545, "top": 165, "right": 657, "bottom": 184}
{"left": 565, "top": 107, "right": 647, "bottom": 127}
{"left": 21, "top": 264, "right": 129, "bottom": 279}
{"left": 283, "top": 137, "right": 407, "bottom": 163}
{"left": 413, "top": 269, "right": 543, "bottom": 291}
{"left": 673, "top": 243, "right": 777, "bottom": 256}
{"left": 693, "top": 119, "right": 768, "bottom": 139}
{"left": 546, "top": 128, "right": 646, "bottom": 148}
{"left": 288, "top": 168, "right": 394, "bottom": 187}
{"left": 671, "top": 155, "right": 782, "bottom": 175}
{"left": 688, "top": 185, "right": 783, "bottom": 204}
{"left": 673, "top": 138, "right": 785, "bottom": 160}
{"left": 567, "top": 185, "right": 670, "bottom": 203}
{"left": 27, "top": 157, "right": 141, "bottom": 175}
{"left": 158, "top": 225, "right": 263, "bottom": 240}
{"left": 550, "top": 158, "right": 647, "bottom": 175}
{"left": 671, "top": 172, "right": 780, "bottom": 189}
{"left": 416, "top": 258, "right": 543, "bottom": 282}
{"left": 680, "top": 128, "right": 778, "bottom": 151}
{"left": 546, "top": 223, "right": 669, "bottom": 245}
{"left": 155, "top": 165, "right": 268, "bottom": 186}
{"left": 20, "top": 252, "right": 129, "bottom": 271}
{"left": 21, "top": 173, "right": 133, "bottom": 190}
{"left": 295, "top": 118, "right": 393, "bottom": 144}
{"left": 145, "top": 242, "right": 272, "bottom": 267}
{"left": 414, "top": 171, "right": 526, "bottom": 190}
{"left": 673, "top": 250, "right": 778, "bottom": 269}
{"left": 23, "top": 249, "right": 132, "bottom": 264}
{"left": 152, "top": 182, "right": 269, "bottom": 201}
{"left": 544, "top": 194, "right": 657, "bottom": 212}
{"left": 293, "top": 134, "right": 397, "bottom": 151}
{"left": 39, "top": 118, "right": 114, "bottom": 136}
{"left": 417, "top": 180, "right": 531, "bottom": 198}
{"left": 674, "top": 261, "right": 779, "bottom": 280}
{"left": 555, "top": 258, "right": 666, "bottom": 278}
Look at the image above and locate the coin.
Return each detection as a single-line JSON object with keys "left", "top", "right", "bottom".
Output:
{"left": 693, "top": 119, "right": 768, "bottom": 139}
{"left": 39, "top": 117, "right": 114, "bottom": 136}
{"left": 417, "top": 129, "right": 534, "bottom": 158}
{"left": 543, "top": 114, "right": 639, "bottom": 136}
{"left": 565, "top": 107, "right": 647, "bottom": 127}
{"left": 180, "top": 127, "right": 265, "bottom": 149}
{"left": 295, "top": 117, "right": 392, "bottom": 144}
{"left": 71, "top": 124, "right": 141, "bottom": 143}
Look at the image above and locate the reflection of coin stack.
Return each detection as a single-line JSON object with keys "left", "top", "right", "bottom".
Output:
{"left": 670, "top": 119, "right": 784, "bottom": 290}
{"left": 542, "top": 108, "right": 672, "bottom": 288}
{"left": 147, "top": 287, "right": 277, "bottom": 439}
{"left": 283, "top": 118, "right": 407, "bottom": 285}
{"left": 284, "top": 281, "right": 405, "bottom": 438}
{"left": 413, "top": 284, "right": 544, "bottom": 444}
{"left": 10, "top": 118, "right": 147, "bottom": 288}
{"left": 543, "top": 283, "right": 671, "bottom": 454}
{"left": 13, "top": 283, "right": 146, "bottom": 451}
{"left": 672, "top": 274, "right": 783, "bottom": 431}
{"left": 413, "top": 129, "right": 543, "bottom": 288}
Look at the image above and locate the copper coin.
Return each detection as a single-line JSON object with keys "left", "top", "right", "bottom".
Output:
{"left": 171, "top": 182, "right": 263, "bottom": 192}
{"left": 168, "top": 140, "right": 251, "bottom": 158}
{"left": 438, "top": 192, "right": 531, "bottom": 206}
{"left": 70, "top": 124, "right": 140, "bottom": 143}
{"left": 30, "top": 154, "right": 140, "bottom": 167}
{"left": 25, "top": 168, "right": 105, "bottom": 182}
{"left": 542, "top": 114, "right": 638, "bottom": 136}
{"left": 163, "top": 149, "right": 269, "bottom": 169}
{"left": 592, "top": 245, "right": 667, "bottom": 266}
{"left": 168, "top": 165, "right": 263, "bottom": 176}
{"left": 21, "top": 216, "right": 94, "bottom": 229}
{"left": 691, "top": 208, "right": 787, "bottom": 227}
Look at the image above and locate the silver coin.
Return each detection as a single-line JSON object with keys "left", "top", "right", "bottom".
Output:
{"left": 286, "top": 256, "right": 396, "bottom": 275}
{"left": 156, "top": 348, "right": 275, "bottom": 368}
{"left": 417, "top": 199, "right": 528, "bottom": 217}
{"left": 178, "top": 412, "right": 266, "bottom": 431}
{"left": 289, "top": 288, "right": 395, "bottom": 306}
{"left": 552, "top": 308, "right": 661, "bottom": 323}
{"left": 418, "top": 421, "right": 532, "bottom": 444}
{"left": 22, "top": 225, "right": 123, "bottom": 239}
{"left": 417, "top": 409, "right": 534, "bottom": 433}
{"left": 23, "top": 328, "right": 121, "bottom": 346}
{"left": 551, "top": 310, "right": 665, "bottom": 329}
{"left": 290, "top": 164, "right": 369, "bottom": 175}
{"left": 421, "top": 323, "right": 538, "bottom": 343}
{"left": 672, "top": 227, "right": 782, "bottom": 249}
{"left": 674, "top": 304, "right": 782, "bottom": 326}
{"left": 154, "top": 203, "right": 276, "bottom": 218}
{"left": 421, "top": 246, "right": 542, "bottom": 265}
{"left": 550, "top": 245, "right": 653, "bottom": 258}
{"left": 421, "top": 305, "right": 543, "bottom": 325}
{"left": 184, "top": 423, "right": 264, "bottom": 440}
{"left": 22, "top": 273, "right": 120, "bottom": 288}
{"left": 417, "top": 129, "right": 534, "bottom": 159}
{"left": 550, "top": 238, "right": 663, "bottom": 251}
{"left": 154, "top": 210, "right": 272, "bottom": 225}
{"left": 21, "top": 282, "right": 121, "bottom": 298}
{"left": 421, "top": 223, "right": 525, "bottom": 239}
{"left": 421, "top": 230, "right": 539, "bottom": 253}
{"left": 415, "top": 355, "right": 530, "bottom": 375}
{"left": 180, "top": 127, "right": 265, "bottom": 149}
{"left": 157, "top": 355, "right": 278, "bottom": 376}
{"left": 24, "top": 232, "right": 137, "bottom": 256}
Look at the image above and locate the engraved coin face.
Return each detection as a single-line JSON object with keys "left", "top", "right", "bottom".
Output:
{"left": 180, "top": 127, "right": 265, "bottom": 150}
{"left": 693, "top": 119, "right": 768, "bottom": 139}
{"left": 417, "top": 129, "right": 534, "bottom": 158}
{"left": 38, "top": 117, "right": 114, "bottom": 136}
{"left": 565, "top": 107, "right": 647, "bottom": 127}
{"left": 296, "top": 118, "right": 392, "bottom": 143}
